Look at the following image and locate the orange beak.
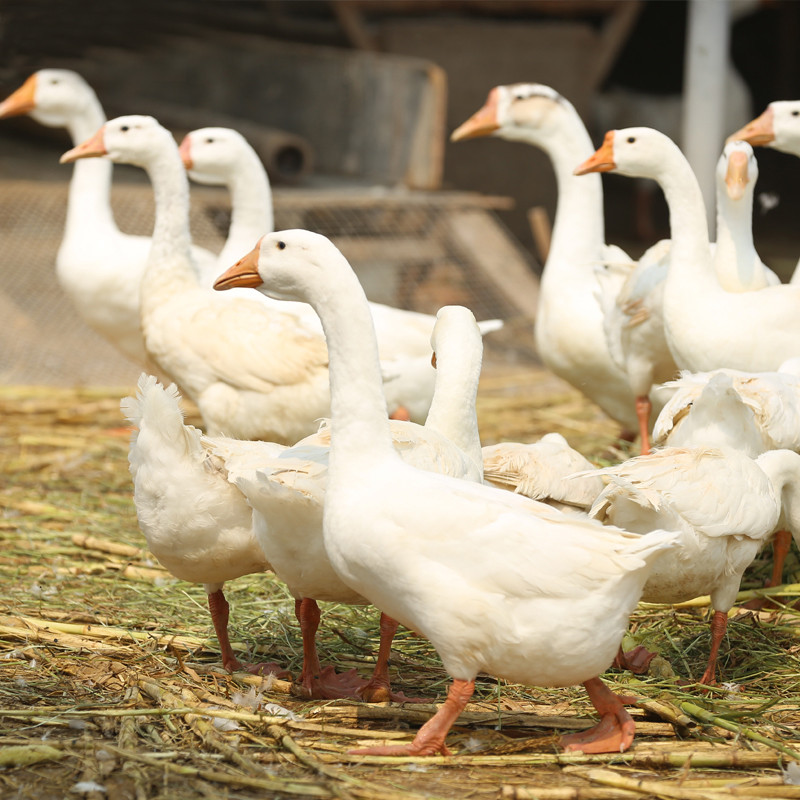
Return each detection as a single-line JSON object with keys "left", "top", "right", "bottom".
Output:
{"left": 214, "top": 238, "right": 264, "bottom": 291}
{"left": 0, "top": 74, "right": 37, "bottom": 118}
{"left": 725, "top": 150, "right": 749, "bottom": 201}
{"left": 178, "top": 135, "right": 193, "bottom": 169}
{"left": 60, "top": 126, "right": 107, "bottom": 163}
{"left": 574, "top": 131, "right": 616, "bottom": 175}
{"left": 451, "top": 87, "right": 501, "bottom": 141}
{"left": 728, "top": 107, "right": 775, "bottom": 147}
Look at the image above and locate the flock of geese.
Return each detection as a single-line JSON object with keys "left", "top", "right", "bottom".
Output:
{"left": 4, "top": 68, "right": 800, "bottom": 757}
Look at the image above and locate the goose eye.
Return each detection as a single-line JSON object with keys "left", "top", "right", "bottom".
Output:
{"left": 205, "top": 137, "right": 214, "bottom": 144}
{"left": 793, "top": 110, "right": 799, "bottom": 117}
{"left": 277, "top": 241, "right": 286, "bottom": 250}
{"left": 627, "top": 136, "right": 636, "bottom": 143}
{"left": 120, "top": 125, "right": 129, "bottom": 132}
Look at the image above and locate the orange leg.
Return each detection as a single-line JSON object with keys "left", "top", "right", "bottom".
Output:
{"left": 350, "top": 678, "right": 475, "bottom": 756}
{"left": 560, "top": 677, "right": 636, "bottom": 754}
{"left": 766, "top": 530, "right": 792, "bottom": 588}
{"left": 294, "top": 598, "right": 367, "bottom": 699}
{"left": 635, "top": 395, "right": 651, "bottom": 455}
{"left": 699, "top": 610, "right": 727, "bottom": 686}
{"left": 357, "top": 613, "right": 426, "bottom": 703}
{"left": 207, "top": 588, "right": 288, "bottom": 677}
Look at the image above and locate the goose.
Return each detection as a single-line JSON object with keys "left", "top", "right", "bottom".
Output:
{"left": 575, "top": 127, "right": 800, "bottom": 375}
{"left": 451, "top": 83, "right": 675, "bottom": 440}
{"left": 713, "top": 140, "right": 780, "bottom": 292}
{"left": 60, "top": 115, "right": 433, "bottom": 438}
{"left": 481, "top": 432, "right": 603, "bottom": 513}
{"left": 214, "top": 229, "right": 679, "bottom": 756}
{"left": 121, "top": 373, "right": 285, "bottom": 675}
{"left": 590, "top": 140, "right": 778, "bottom": 453}
{"left": 179, "top": 125, "right": 501, "bottom": 415}
{"left": 215, "top": 305, "right": 484, "bottom": 700}
{"left": 589, "top": 446, "right": 800, "bottom": 685}
{"left": 0, "top": 69, "right": 215, "bottom": 364}
{"left": 729, "top": 100, "right": 800, "bottom": 285}
{"left": 653, "top": 363, "right": 800, "bottom": 589}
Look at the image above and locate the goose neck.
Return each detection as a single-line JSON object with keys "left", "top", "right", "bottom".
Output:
{"left": 63, "top": 99, "right": 116, "bottom": 234}
{"left": 539, "top": 126, "right": 606, "bottom": 272}
{"left": 307, "top": 261, "right": 396, "bottom": 468}
{"left": 140, "top": 140, "right": 198, "bottom": 301}
{"left": 714, "top": 192, "right": 758, "bottom": 288}
{"left": 219, "top": 154, "right": 274, "bottom": 265}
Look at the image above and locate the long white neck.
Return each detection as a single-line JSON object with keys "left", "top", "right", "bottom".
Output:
{"left": 424, "top": 329, "right": 483, "bottom": 472}
{"left": 138, "top": 138, "right": 198, "bottom": 313}
{"left": 62, "top": 96, "right": 117, "bottom": 239}
{"left": 217, "top": 149, "right": 274, "bottom": 267}
{"left": 651, "top": 144, "right": 716, "bottom": 293}
{"left": 714, "top": 184, "right": 763, "bottom": 291}
{"left": 528, "top": 119, "right": 607, "bottom": 278}
{"left": 305, "top": 258, "right": 396, "bottom": 472}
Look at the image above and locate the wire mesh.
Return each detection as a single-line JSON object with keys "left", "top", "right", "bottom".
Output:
{"left": 0, "top": 175, "right": 537, "bottom": 387}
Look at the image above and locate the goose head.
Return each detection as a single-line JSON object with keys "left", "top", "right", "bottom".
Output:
{"left": 179, "top": 127, "right": 250, "bottom": 186}
{"left": 730, "top": 101, "right": 800, "bottom": 156}
{"left": 574, "top": 127, "right": 678, "bottom": 182}
{"left": 214, "top": 229, "right": 341, "bottom": 303}
{"left": 0, "top": 69, "right": 96, "bottom": 127}
{"left": 451, "top": 83, "right": 575, "bottom": 146}
{"left": 717, "top": 140, "right": 757, "bottom": 203}
{"left": 60, "top": 114, "right": 175, "bottom": 168}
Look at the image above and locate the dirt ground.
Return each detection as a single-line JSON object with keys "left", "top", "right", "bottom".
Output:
{"left": 2, "top": 374, "right": 800, "bottom": 800}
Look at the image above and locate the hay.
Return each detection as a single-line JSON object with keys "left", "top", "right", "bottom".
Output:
{"left": 2, "top": 373, "right": 800, "bottom": 799}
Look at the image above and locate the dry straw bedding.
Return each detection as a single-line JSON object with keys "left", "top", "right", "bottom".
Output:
{"left": 2, "top": 372, "right": 800, "bottom": 800}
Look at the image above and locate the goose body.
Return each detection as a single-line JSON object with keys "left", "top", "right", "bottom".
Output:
{"left": 121, "top": 373, "right": 281, "bottom": 674}
{"left": 61, "top": 115, "right": 433, "bottom": 438}
{"left": 481, "top": 432, "right": 603, "bottom": 512}
{"left": 214, "top": 229, "right": 679, "bottom": 756}
{"left": 0, "top": 69, "right": 215, "bottom": 364}
{"left": 179, "top": 125, "right": 502, "bottom": 421}
{"left": 577, "top": 127, "right": 800, "bottom": 374}
{"left": 590, "top": 446, "right": 800, "bottom": 683}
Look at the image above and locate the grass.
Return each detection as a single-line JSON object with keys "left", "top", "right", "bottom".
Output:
{"left": 2, "top": 372, "right": 800, "bottom": 799}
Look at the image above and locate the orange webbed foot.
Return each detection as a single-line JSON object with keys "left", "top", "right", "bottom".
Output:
{"left": 560, "top": 677, "right": 636, "bottom": 754}
{"left": 294, "top": 664, "right": 370, "bottom": 700}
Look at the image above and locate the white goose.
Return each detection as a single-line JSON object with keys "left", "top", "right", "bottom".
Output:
{"left": 121, "top": 373, "right": 284, "bottom": 675}
{"left": 713, "top": 140, "right": 780, "bottom": 292}
{"left": 0, "top": 69, "right": 215, "bottom": 364}
{"left": 653, "top": 362, "right": 800, "bottom": 589}
{"left": 214, "top": 305, "right": 484, "bottom": 700}
{"left": 576, "top": 127, "right": 800, "bottom": 375}
{"left": 179, "top": 125, "right": 502, "bottom": 418}
{"left": 730, "top": 100, "right": 800, "bottom": 284}
{"left": 451, "top": 83, "right": 644, "bottom": 434}
{"left": 215, "top": 229, "right": 678, "bottom": 756}
{"left": 586, "top": 141, "right": 778, "bottom": 453}
{"left": 60, "top": 115, "right": 432, "bottom": 438}
{"left": 589, "top": 446, "right": 800, "bottom": 685}
{"left": 450, "top": 83, "right": 672, "bottom": 448}
{"left": 481, "top": 433, "right": 603, "bottom": 513}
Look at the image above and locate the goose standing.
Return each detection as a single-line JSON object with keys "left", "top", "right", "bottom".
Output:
{"left": 60, "top": 115, "right": 433, "bottom": 438}
{"left": 179, "top": 125, "right": 502, "bottom": 419}
{"left": 217, "top": 305, "right": 484, "bottom": 700}
{"left": 0, "top": 69, "right": 215, "bottom": 364}
{"left": 121, "top": 373, "right": 285, "bottom": 675}
{"left": 575, "top": 127, "right": 800, "bottom": 374}
{"left": 589, "top": 446, "right": 800, "bottom": 685}
{"left": 451, "top": 83, "right": 667, "bottom": 439}
{"left": 215, "top": 229, "right": 678, "bottom": 756}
